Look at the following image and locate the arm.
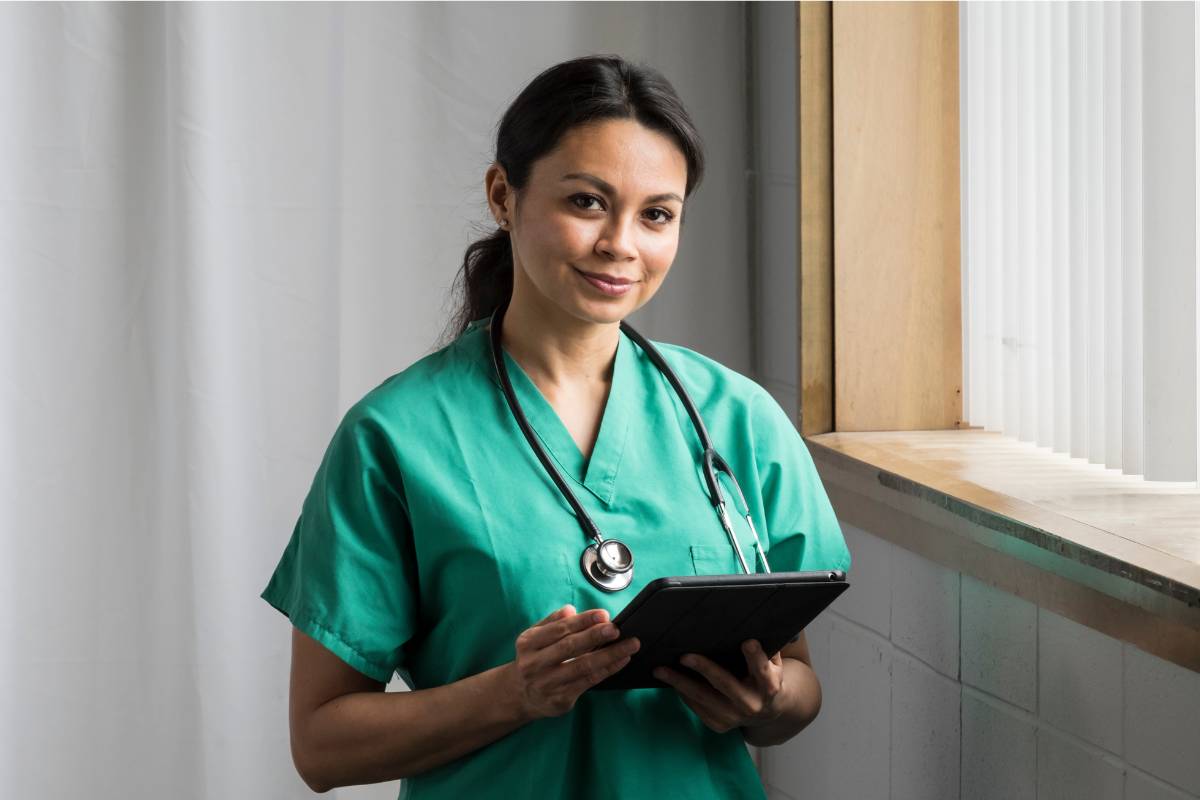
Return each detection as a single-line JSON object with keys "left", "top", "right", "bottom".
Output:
{"left": 290, "top": 606, "right": 640, "bottom": 792}
{"left": 739, "top": 632, "right": 822, "bottom": 747}
{"left": 290, "top": 627, "right": 529, "bottom": 792}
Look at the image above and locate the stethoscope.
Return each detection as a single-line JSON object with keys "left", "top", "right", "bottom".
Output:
{"left": 488, "top": 300, "right": 773, "bottom": 592}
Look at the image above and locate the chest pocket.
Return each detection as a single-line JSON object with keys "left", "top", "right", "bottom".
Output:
{"left": 689, "top": 542, "right": 766, "bottom": 576}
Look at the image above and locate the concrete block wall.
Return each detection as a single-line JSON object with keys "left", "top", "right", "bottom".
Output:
{"left": 759, "top": 521, "right": 1200, "bottom": 800}
{"left": 744, "top": 5, "right": 1199, "bottom": 795}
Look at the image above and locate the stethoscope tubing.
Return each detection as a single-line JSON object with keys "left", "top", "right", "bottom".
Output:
{"left": 487, "top": 300, "right": 771, "bottom": 589}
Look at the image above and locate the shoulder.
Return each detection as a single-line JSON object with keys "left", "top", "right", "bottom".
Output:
{"left": 636, "top": 335, "right": 774, "bottom": 411}
{"left": 333, "top": 334, "right": 483, "bottom": 442}
{"left": 634, "top": 334, "right": 798, "bottom": 446}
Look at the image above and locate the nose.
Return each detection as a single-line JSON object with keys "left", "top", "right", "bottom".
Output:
{"left": 595, "top": 214, "right": 638, "bottom": 262}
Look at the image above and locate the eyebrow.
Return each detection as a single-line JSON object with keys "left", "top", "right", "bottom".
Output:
{"left": 560, "top": 172, "right": 684, "bottom": 206}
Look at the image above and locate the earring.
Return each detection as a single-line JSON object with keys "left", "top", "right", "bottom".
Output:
{"left": 499, "top": 219, "right": 509, "bottom": 228}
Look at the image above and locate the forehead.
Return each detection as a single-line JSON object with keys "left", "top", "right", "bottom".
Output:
{"left": 533, "top": 119, "right": 688, "bottom": 192}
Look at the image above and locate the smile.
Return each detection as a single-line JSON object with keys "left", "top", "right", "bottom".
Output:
{"left": 573, "top": 267, "right": 636, "bottom": 297}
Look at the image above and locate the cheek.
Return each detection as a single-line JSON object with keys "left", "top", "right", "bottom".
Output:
{"left": 644, "top": 237, "right": 679, "bottom": 278}
{"left": 559, "top": 222, "right": 603, "bottom": 258}
{"left": 525, "top": 211, "right": 590, "bottom": 256}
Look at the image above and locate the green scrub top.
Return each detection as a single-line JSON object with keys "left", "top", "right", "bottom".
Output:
{"left": 261, "top": 316, "right": 852, "bottom": 800}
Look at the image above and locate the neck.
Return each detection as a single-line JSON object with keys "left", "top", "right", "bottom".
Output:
{"left": 498, "top": 275, "right": 620, "bottom": 388}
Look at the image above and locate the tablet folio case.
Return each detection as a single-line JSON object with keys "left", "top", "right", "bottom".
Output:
{"left": 591, "top": 571, "right": 849, "bottom": 691}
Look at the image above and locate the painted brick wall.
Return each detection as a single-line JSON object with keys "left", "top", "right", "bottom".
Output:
{"left": 759, "top": 521, "right": 1200, "bottom": 800}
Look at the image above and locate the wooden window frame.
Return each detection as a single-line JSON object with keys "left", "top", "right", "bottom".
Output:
{"left": 797, "top": 1, "right": 1200, "bottom": 672}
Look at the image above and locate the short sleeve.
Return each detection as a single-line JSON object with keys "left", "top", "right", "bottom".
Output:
{"left": 749, "top": 389, "right": 852, "bottom": 575}
{"left": 260, "top": 402, "right": 420, "bottom": 683}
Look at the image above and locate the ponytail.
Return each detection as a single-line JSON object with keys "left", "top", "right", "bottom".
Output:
{"left": 442, "top": 54, "right": 705, "bottom": 346}
{"left": 443, "top": 226, "right": 513, "bottom": 341}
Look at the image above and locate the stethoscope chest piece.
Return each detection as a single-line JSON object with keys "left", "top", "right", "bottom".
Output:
{"left": 488, "top": 300, "right": 772, "bottom": 593}
{"left": 580, "top": 539, "right": 634, "bottom": 592}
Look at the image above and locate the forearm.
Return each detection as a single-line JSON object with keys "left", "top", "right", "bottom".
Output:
{"left": 299, "top": 661, "right": 530, "bottom": 792}
{"left": 740, "top": 657, "right": 822, "bottom": 747}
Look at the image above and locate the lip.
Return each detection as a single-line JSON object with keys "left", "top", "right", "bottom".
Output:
{"left": 575, "top": 268, "right": 636, "bottom": 285}
{"left": 573, "top": 267, "right": 637, "bottom": 297}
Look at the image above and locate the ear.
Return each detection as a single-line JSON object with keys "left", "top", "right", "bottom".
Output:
{"left": 484, "top": 162, "right": 516, "bottom": 225}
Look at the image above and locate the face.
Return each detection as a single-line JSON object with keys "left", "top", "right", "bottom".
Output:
{"left": 486, "top": 118, "right": 688, "bottom": 327}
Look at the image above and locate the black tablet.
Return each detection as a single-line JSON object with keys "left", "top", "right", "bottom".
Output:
{"left": 589, "top": 570, "right": 849, "bottom": 691}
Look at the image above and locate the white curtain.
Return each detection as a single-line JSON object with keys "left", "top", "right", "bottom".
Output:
{"left": 961, "top": 0, "right": 1198, "bottom": 482}
{"left": 0, "top": 3, "right": 752, "bottom": 797}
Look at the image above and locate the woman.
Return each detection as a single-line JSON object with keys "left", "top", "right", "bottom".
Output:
{"left": 261, "top": 54, "right": 851, "bottom": 798}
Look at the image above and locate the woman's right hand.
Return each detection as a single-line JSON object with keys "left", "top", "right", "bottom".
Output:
{"left": 509, "top": 604, "right": 641, "bottom": 720}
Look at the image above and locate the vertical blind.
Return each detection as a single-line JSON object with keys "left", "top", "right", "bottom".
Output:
{"left": 961, "top": 1, "right": 1198, "bottom": 482}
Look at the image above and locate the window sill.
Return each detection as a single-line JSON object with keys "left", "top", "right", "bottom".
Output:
{"left": 805, "top": 429, "right": 1200, "bottom": 672}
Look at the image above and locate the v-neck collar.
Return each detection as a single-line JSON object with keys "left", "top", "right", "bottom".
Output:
{"left": 463, "top": 316, "right": 634, "bottom": 507}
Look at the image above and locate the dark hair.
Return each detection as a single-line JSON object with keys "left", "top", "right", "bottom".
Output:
{"left": 442, "top": 54, "right": 706, "bottom": 342}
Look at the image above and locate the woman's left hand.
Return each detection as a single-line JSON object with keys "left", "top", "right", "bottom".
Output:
{"left": 652, "top": 639, "right": 786, "bottom": 733}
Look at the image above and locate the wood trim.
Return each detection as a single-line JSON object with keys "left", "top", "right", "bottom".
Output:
{"left": 798, "top": 1, "right": 834, "bottom": 437}
{"left": 806, "top": 431, "right": 1200, "bottom": 673}
{"left": 831, "top": 1, "right": 963, "bottom": 431}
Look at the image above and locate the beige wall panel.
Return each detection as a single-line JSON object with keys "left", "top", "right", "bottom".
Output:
{"left": 832, "top": 1, "right": 963, "bottom": 431}
{"left": 799, "top": 1, "right": 834, "bottom": 436}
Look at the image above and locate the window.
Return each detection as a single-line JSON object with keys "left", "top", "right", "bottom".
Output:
{"left": 962, "top": 1, "right": 1199, "bottom": 482}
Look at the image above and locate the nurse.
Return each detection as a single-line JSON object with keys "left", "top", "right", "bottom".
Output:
{"left": 261, "top": 54, "right": 851, "bottom": 798}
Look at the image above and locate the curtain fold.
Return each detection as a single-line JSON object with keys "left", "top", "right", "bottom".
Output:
{"left": 1, "top": 3, "right": 752, "bottom": 796}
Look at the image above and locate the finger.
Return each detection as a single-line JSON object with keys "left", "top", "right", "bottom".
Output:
{"left": 520, "top": 608, "right": 608, "bottom": 652}
{"left": 679, "top": 653, "right": 761, "bottom": 713}
{"left": 528, "top": 607, "right": 608, "bottom": 643}
{"left": 535, "top": 618, "right": 623, "bottom": 668}
{"left": 656, "top": 667, "right": 740, "bottom": 732}
{"left": 742, "top": 640, "right": 774, "bottom": 684}
{"left": 742, "top": 640, "right": 784, "bottom": 699}
{"left": 555, "top": 655, "right": 633, "bottom": 698}
{"left": 552, "top": 638, "right": 640, "bottom": 693}
{"left": 675, "top": 690, "right": 739, "bottom": 734}
{"left": 533, "top": 604, "right": 575, "bottom": 627}
{"left": 654, "top": 665, "right": 732, "bottom": 716}
{"left": 743, "top": 640, "right": 773, "bottom": 684}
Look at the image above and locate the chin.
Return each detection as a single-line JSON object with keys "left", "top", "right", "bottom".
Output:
{"left": 565, "top": 297, "right": 632, "bottom": 326}
{"left": 573, "top": 306, "right": 627, "bottom": 326}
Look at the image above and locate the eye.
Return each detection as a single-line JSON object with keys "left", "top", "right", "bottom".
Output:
{"left": 568, "top": 193, "right": 676, "bottom": 226}
{"left": 645, "top": 207, "right": 675, "bottom": 225}
{"left": 570, "top": 194, "right": 604, "bottom": 211}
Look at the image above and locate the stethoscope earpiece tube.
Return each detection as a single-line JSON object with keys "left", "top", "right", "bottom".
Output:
{"left": 488, "top": 301, "right": 772, "bottom": 592}
{"left": 703, "top": 449, "right": 731, "bottom": 511}
{"left": 489, "top": 302, "right": 634, "bottom": 592}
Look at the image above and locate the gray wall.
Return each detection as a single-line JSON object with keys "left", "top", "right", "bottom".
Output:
{"left": 749, "top": 0, "right": 801, "bottom": 421}
{"left": 357, "top": 1, "right": 755, "bottom": 397}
